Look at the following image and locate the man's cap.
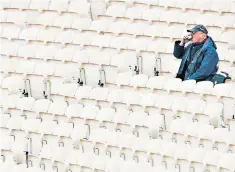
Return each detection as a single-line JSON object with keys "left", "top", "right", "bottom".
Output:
{"left": 187, "top": 24, "right": 208, "bottom": 34}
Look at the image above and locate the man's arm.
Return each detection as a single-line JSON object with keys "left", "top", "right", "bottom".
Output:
{"left": 173, "top": 40, "right": 185, "bottom": 59}
{"left": 186, "top": 48, "right": 219, "bottom": 80}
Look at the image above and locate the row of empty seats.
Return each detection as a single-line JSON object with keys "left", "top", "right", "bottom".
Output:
{"left": 0, "top": 0, "right": 90, "bottom": 16}
{"left": 105, "top": 0, "right": 235, "bottom": 13}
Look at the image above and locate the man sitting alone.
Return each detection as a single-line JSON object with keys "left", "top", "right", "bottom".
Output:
{"left": 173, "top": 24, "right": 219, "bottom": 82}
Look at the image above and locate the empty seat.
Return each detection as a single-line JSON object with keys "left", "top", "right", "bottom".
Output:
{"left": 14, "top": 59, "right": 35, "bottom": 75}
{"left": 34, "top": 45, "right": 58, "bottom": 60}
{"left": 55, "top": 30, "right": 76, "bottom": 44}
{"left": 67, "top": 0, "right": 90, "bottom": 17}
{"left": 163, "top": 78, "right": 182, "bottom": 93}
{"left": 73, "top": 32, "right": 96, "bottom": 47}
{"left": 2, "top": 76, "right": 24, "bottom": 93}
{"left": 88, "top": 49, "right": 114, "bottom": 66}
{"left": 15, "top": 97, "right": 35, "bottom": 111}
{"left": 218, "top": 153, "right": 235, "bottom": 171}
{"left": 54, "top": 47, "right": 76, "bottom": 62}
{"left": 54, "top": 14, "right": 76, "bottom": 29}
{"left": 178, "top": 80, "right": 196, "bottom": 95}
{"left": 10, "top": 0, "right": 30, "bottom": 9}
{"left": 194, "top": 81, "right": 214, "bottom": 97}
{"left": 160, "top": 9, "right": 182, "bottom": 24}
{"left": 33, "top": 99, "right": 52, "bottom": 114}
{"left": 81, "top": 105, "right": 99, "bottom": 120}
{"left": 18, "top": 44, "right": 37, "bottom": 59}
{"left": 48, "top": 100, "right": 68, "bottom": 117}
{"left": 110, "top": 36, "right": 132, "bottom": 52}
{"left": 91, "top": 34, "right": 113, "bottom": 49}
{"left": 89, "top": 19, "right": 112, "bottom": 33}
{"left": 36, "top": 12, "right": 58, "bottom": 27}
{"left": 105, "top": 4, "right": 126, "bottom": 19}
{"left": 211, "top": 0, "right": 232, "bottom": 13}
{"left": 89, "top": 87, "right": 109, "bottom": 102}
{"left": 146, "top": 76, "right": 165, "bottom": 90}
{"left": 107, "top": 21, "right": 129, "bottom": 36}
{"left": 125, "top": 7, "right": 143, "bottom": 21}
{"left": 125, "top": 22, "right": 148, "bottom": 37}
{"left": 128, "top": 38, "right": 150, "bottom": 53}
{"left": 130, "top": 74, "right": 148, "bottom": 88}
{"left": 158, "top": 0, "right": 177, "bottom": 8}
{"left": 212, "top": 83, "right": 233, "bottom": 99}
{"left": 37, "top": 28, "right": 61, "bottom": 43}
{"left": 34, "top": 61, "right": 55, "bottom": 77}
{"left": 203, "top": 102, "right": 223, "bottom": 119}
{"left": 75, "top": 85, "right": 93, "bottom": 101}
{"left": 71, "top": 17, "right": 91, "bottom": 31}
{"left": 140, "top": 93, "right": 158, "bottom": 109}
{"left": 19, "top": 27, "right": 41, "bottom": 42}
{"left": 186, "top": 99, "right": 206, "bottom": 116}
{"left": 155, "top": 94, "right": 174, "bottom": 110}
{"left": 142, "top": 8, "right": 164, "bottom": 23}
{"left": 49, "top": 0, "right": 69, "bottom": 13}
{"left": 72, "top": 49, "right": 90, "bottom": 64}
{"left": 1, "top": 42, "right": 19, "bottom": 56}
{"left": 96, "top": 107, "right": 115, "bottom": 125}
{"left": 175, "top": 0, "right": 195, "bottom": 11}
{"left": 29, "top": 0, "right": 51, "bottom": 11}
{"left": 193, "top": 0, "right": 212, "bottom": 12}
{"left": 107, "top": 89, "right": 125, "bottom": 104}
{"left": 122, "top": 90, "right": 142, "bottom": 107}
{"left": 65, "top": 103, "right": 83, "bottom": 121}
{"left": 115, "top": 71, "right": 133, "bottom": 87}
{"left": 144, "top": 23, "right": 168, "bottom": 39}
{"left": 1, "top": 25, "right": 21, "bottom": 40}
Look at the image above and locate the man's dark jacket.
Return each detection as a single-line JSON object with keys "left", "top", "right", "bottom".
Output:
{"left": 173, "top": 36, "right": 219, "bottom": 82}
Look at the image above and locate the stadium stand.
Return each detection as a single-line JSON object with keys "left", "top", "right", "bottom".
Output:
{"left": 1, "top": 0, "right": 235, "bottom": 171}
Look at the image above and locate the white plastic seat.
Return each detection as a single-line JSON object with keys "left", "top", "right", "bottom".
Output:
{"left": 218, "top": 153, "right": 235, "bottom": 171}
{"left": 105, "top": 4, "right": 126, "bottom": 19}
{"left": 194, "top": 81, "right": 214, "bottom": 96}
{"left": 54, "top": 63, "right": 79, "bottom": 79}
{"left": 160, "top": 9, "right": 182, "bottom": 24}
{"left": 15, "top": 97, "right": 35, "bottom": 111}
{"left": 124, "top": 7, "right": 143, "bottom": 21}
{"left": 211, "top": 0, "right": 232, "bottom": 13}
{"left": 203, "top": 150, "right": 223, "bottom": 169}
{"left": 14, "top": 59, "right": 35, "bottom": 75}
{"left": 65, "top": 103, "right": 83, "bottom": 120}
{"left": 36, "top": 12, "right": 58, "bottom": 27}
{"left": 146, "top": 76, "right": 165, "bottom": 90}
{"left": 130, "top": 74, "right": 148, "bottom": 88}
{"left": 0, "top": 10, "right": 7, "bottom": 22}
{"left": 128, "top": 38, "right": 150, "bottom": 53}
{"left": 179, "top": 11, "right": 200, "bottom": 25}
{"left": 107, "top": 21, "right": 129, "bottom": 36}
{"left": 115, "top": 71, "right": 133, "bottom": 87}
{"left": 0, "top": 57, "right": 14, "bottom": 74}
{"left": 155, "top": 95, "right": 174, "bottom": 110}
{"left": 163, "top": 78, "right": 182, "bottom": 93}
{"left": 178, "top": 80, "right": 196, "bottom": 94}
{"left": 70, "top": 124, "right": 89, "bottom": 142}
{"left": 96, "top": 107, "right": 115, "bottom": 125}
{"left": 175, "top": 0, "right": 195, "bottom": 11}
{"left": 6, "top": 116, "right": 24, "bottom": 132}
{"left": 171, "top": 97, "right": 188, "bottom": 114}
{"left": 162, "top": 24, "right": 185, "bottom": 39}
{"left": 140, "top": 93, "right": 158, "bottom": 109}
{"left": 220, "top": 29, "right": 235, "bottom": 43}
{"left": 2, "top": 76, "right": 24, "bottom": 93}
{"left": 72, "top": 49, "right": 90, "bottom": 64}
{"left": 55, "top": 30, "right": 76, "bottom": 44}
{"left": 214, "top": 14, "right": 235, "bottom": 30}
{"left": 226, "top": 49, "right": 235, "bottom": 64}
{"left": 89, "top": 87, "right": 109, "bottom": 102}
{"left": 207, "top": 27, "right": 222, "bottom": 42}
{"left": 187, "top": 147, "right": 206, "bottom": 169}
{"left": 89, "top": 19, "right": 112, "bottom": 33}
{"left": 122, "top": 90, "right": 142, "bottom": 107}
{"left": 34, "top": 61, "right": 55, "bottom": 77}
{"left": 37, "top": 120, "right": 57, "bottom": 136}
{"left": 54, "top": 47, "right": 76, "bottom": 62}
{"left": 21, "top": 118, "right": 41, "bottom": 135}
{"left": 35, "top": 45, "right": 58, "bottom": 60}
{"left": 81, "top": 105, "right": 99, "bottom": 120}
{"left": 186, "top": 99, "right": 206, "bottom": 116}
{"left": 2, "top": 95, "right": 21, "bottom": 110}
{"left": 71, "top": 17, "right": 91, "bottom": 31}
{"left": 29, "top": 0, "right": 51, "bottom": 11}
{"left": 112, "top": 108, "right": 130, "bottom": 125}
{"left": 125, "top": 22, "right": 148, "bottom": 37}
{"left": 147, "top": 39, "right": 169, "bottom": 53}
{"left": 53, "top": 13, "right": 76, "bottom": 29}
{"left": 127, "top": 111, "right": 147, "bottom": 128}
{"left": 107, "top": 89, "right": 125, "bottom": 104}
{"left": 193, "top": 0, "right": 212, "bottom": 12}
{"left": 1, "top": 42, "right": 19, "bottom": 56}
{"left": 91, "top": 34, "right": 113, "bottom": 49}
{"left": 88, "top": 49, "right": 114, "bottom": 66}
{"left": 144, "top": 114, "right": 164, "bottom": 131}
{"left": 92, "top": 155, "right": 109, "bottom": 171}
{"left": 212, "top": 83, "right": 233, "bottom": 99}
{"left": 203, "top": 102, "right": 223, "bottom": 119}
{"left": 158, "top": 0, "right": 177, "bottom": 8}
{"left": 144, "top": 23, "right": 168, "bottom": 39}
{"left": 73, "top": 32, "right": 96, "bottom": 47}
{"left": 110, "top": 51, "right": 136, "bottom": 71}
{"left": 53, "top": 122, "right": 73, "bottom": 138}
{"left": 9, "top": 0, "right": 30, "bottom": 9}
{"left": 19, "top": 27, "right": 41, "bottom": 41}
{"left": 48, "top": 100, "right": 68, "bottom": 117}
{"left": 75, "top": 85, "right": 92, "bottom": 101}
{"left": 142, "top": 8, "right": 164, "bottom": 23}
{"left": 67, "top": 1, "right": 90, "bottom": 17}
{"left": 61, "top": 83, "right": 78, "bottom": 98}
{"left": 37, "top": 28, "right": 61, "bottom": 43}
{"left": 6, "top": 10, "right": 26, "bottom": 25}
{"left": 18, "top": 44, "right": 37, "bottom": 59}
{"left": 1, "top": 25, "right": 21, "bottom": 40}
{"left": 170, "top": 118, "right": 189, "bottom": 139}
{"left": 33, "top": 99, "right": 52, "bottom": 114}
{"left": 49, "top": 0, "right": 69, "bottom": 13}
